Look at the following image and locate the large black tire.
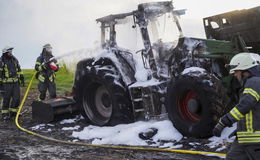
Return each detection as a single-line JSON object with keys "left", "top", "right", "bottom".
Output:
{"left": 166, "top": 75, "right": 227, "bottom": 138}
{"left": 76, "top": 65, "right": 134, "bottom": 126}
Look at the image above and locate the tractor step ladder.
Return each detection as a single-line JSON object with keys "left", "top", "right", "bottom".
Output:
{"left": 129, "top": 86, "right": 145, "bottom": 120}
{"left": 129, "top": 81, "right": 167, "bottom": 120}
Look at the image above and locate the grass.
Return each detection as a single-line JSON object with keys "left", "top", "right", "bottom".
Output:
{"left": 22, "top": 67, "right": 75, "bottom": 95}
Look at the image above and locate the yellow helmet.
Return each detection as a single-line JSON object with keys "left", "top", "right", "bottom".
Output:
{"left": 229, "top": 52, "right": 260, "bottom": 74}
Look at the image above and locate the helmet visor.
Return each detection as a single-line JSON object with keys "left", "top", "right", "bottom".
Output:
{"left": 226, "top": 64, "right": 238, "bottom": 74}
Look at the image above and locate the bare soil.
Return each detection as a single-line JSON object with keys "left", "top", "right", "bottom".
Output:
{"left": 0, "top": 89, "right": 226, "bottom": 160}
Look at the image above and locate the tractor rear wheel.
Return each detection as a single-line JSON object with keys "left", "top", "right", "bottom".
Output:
{"left": 78, "top": 65, "right": 134, "bottom": 126}
{"left": 166, "top": 75, "right": 226, "bottom": 138}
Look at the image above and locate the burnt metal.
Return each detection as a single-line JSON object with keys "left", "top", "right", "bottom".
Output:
{"left": 95, "top": 1, "right": 185, "bottom": 80}
{"left": 32, "top": 97, "right": 77, "bottom": 123}
{"left": 203, "top": 6, "right": 260, "bottom": 53}
{"left": 135, "top": 5, "right": 158, "bottom": 79}
{"left": 129, "top": 81, "right": 167, "bottom": 121}
{"left": 139, "top": 127, "right": 158, "bottom": 140}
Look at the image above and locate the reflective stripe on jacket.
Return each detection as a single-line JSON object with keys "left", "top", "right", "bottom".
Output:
{"left": 227, "top": 76, "right": 260, "bottom": 144}
{"left": 1, "top": 109, "right": 9, "bottom": 114}
{"left": 0, "top": 56, "right": 23, "bottom": 83}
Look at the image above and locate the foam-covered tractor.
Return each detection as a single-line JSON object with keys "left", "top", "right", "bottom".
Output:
{"left": 72, "top": 1, "right": 260, "bottom": 138}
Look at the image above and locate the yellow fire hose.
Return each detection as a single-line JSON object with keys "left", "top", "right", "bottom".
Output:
{"left": 15, "top": 72, "right": 226, "bottom": 158}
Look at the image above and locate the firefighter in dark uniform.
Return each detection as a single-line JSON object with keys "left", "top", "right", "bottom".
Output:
{"left": 213, "top": 52, "right": 260, "bottom": 160}
{"left": 35, "top": 44, "right": 59, "bottom": 101}
{"left": 0, "top": 46, "right": 24, "bottom": 120}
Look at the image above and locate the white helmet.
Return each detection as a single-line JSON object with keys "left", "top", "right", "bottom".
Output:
{"left": 229, "top": 52, "right": 260, "bottom": 74}
{"left": 2, "top": 46, "right": 14, "bottom": 54}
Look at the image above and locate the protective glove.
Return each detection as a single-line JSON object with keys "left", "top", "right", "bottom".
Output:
{"left": 20, "top": 74, "right": 25, "bottom": 87}
{"left": 213, "top": 116, "right": 233, "bottom": 137}
{"left": 213, "top": 119, "right": 226, "bottom": 137}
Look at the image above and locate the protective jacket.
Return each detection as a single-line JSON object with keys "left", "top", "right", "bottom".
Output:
{"left": 0, "top": 56, "right": 23, "bottom": 83}
{"left": 35, "top": 51, "right": 59, "bottom": 82}
{"left": 35, "top": 50, "right": 59, "bottom": 100}
{"left": 226, "top": 76, "right": 260, "bottom": 144}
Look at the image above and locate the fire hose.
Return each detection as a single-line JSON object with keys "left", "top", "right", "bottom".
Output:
{"left": 15, "top": 72, "right": 226, "bottom": 159}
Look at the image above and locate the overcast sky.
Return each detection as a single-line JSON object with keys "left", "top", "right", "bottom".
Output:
{"left": 0, "top": 0, "right": 259, "bottom": 68}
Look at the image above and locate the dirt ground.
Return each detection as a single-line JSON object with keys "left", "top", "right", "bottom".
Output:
{"left": 0, "top": 89, "right": 226, "bottom": 160}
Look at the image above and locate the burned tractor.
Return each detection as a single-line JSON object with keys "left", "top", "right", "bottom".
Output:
{"left": 73, "top": 1, "right": 255, "bottom": 138}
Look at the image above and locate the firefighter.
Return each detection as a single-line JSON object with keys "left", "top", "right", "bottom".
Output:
{"left": 213, "top": 52, "right": 260, "bottom": 160}
{"left": 35, "top": 44, "right": 59, "bottom": 101}
{"left": 0, "top": 46, "right": 24, "bottom": 120}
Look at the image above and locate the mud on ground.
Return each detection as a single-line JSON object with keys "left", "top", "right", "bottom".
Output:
{"left": 0, "top": 89, "right": 226, "bottom": 160}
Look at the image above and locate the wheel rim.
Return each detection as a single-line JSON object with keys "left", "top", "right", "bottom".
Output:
{"left": 95, "top": 85, "right": 112, "bottom": 118}
{"left": 83, "top": 83, "right": 112, "bottom": 125}
{"left": 177, "top": 91, "right": 201, "bottom": 122}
